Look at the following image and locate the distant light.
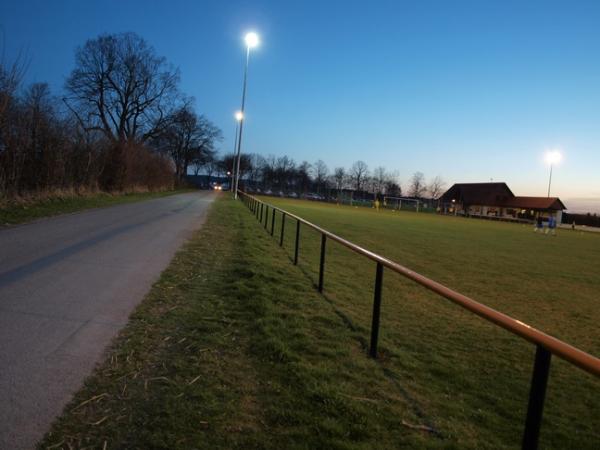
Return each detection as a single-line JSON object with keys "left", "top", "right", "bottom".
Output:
{"left": 245, "top": 32, "right": 260, "bottom": 49}
{"left": 235, "top": 111, "right": 243, "bottom": 121}
{"left": 545, "top": 150, "right": 562, "bottom": 165}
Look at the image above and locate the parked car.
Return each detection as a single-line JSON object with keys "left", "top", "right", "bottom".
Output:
{"left": 289, "top": 192, "right": 298, "bottom": 198}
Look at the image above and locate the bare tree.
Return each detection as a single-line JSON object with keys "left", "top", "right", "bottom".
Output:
{"left": 313, "top": 159, "right": 328, "bottom": 194}
{"left": 296, "top": 161, "right": 311, "bottom": 194}
{"left": 372, "top": 166, "right": 388, "bottom": 195}
{"left": 350, "top": 160, "right": 369, "bottom": 192}
{"left": 275, "top": 155, "right": 295, "bottom": 191}
{"left": 65, "top": 32, "right": 180, "bottom": 144}
{"left": 333, "top": 167, "right": 345, "bottom": 195}
{"left": 191, "top": 146, "right": 216, "bottom": 176}
{"left": 153, "top": 104, "right": 221, "bottom": 182}
{"left": 409, "top": 172, "right": 427, "bottom": 198}
{"left": 204, "top": 158, "right": 220, "bottom": 186}
{"left": 247, "top": 153, "right": 265, "bottom": 188}
{"left": 385, "top": 180, "right": 402, "bottom": 197}
{"left": 428, "top": 175, "right": 446, "bottom": 199}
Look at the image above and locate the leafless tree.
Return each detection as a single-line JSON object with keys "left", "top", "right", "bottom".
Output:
{"left": 313, "top": 159, "right": 328, "bottom": 194}
{"left": 372, "top": 166, "right": 388, "bottom": 195}
{"left": 428, "top": 175, "right": 446, "bottom": 199}
{"left": 350, "top": 160, "right": 369, "bottom": 192}
{"left": 409, "top": 171, "right": 427, "bottom": 198}
{"left": 247, "top": 153, "right": 266, "bottom": 187}
{"left": 275, "top": 156, "right": 295, "bottom": 190}
{"left": 64, "top": 32, "right": 180, "bottom": 144}
{"left": 220, "top": 153, "right": 252, "bottom": 184}
{"left": 204, "top": 157, "right": 220, "bottom": 185}
{"left": 333, "top": 167, "right": 345, "bottom": 194}
{"left": 385, "top": 179, "right": 402, "bottom": 197}
{"left": 152, "top": 104, "right": 221, "bottom": 182}
{"left": 297, "top": 161, "right": 311, "bottom": 193}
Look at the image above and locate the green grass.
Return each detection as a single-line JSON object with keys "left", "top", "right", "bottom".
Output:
{"left": 254, "top": 196, "right": 600, "bottom": 449}
{"left": 0, "top": 189, "right": 191, "bottom": 226}
{"left": 40, "top": 196, "right": 600, "bottom": 449}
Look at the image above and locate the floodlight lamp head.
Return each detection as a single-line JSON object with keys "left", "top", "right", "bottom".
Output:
{"left": 245, "top": 32, "right": 260, "bottom": 49}
{"left": 235, "top": 111, "right": 243, "bottom": 121}
{"left": 545, "top": 150, "right": 562, "bottom": 165}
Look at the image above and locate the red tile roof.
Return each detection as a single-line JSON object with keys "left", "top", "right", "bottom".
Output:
{"left": 500, "top": 196, "right": 566, "bottom": 210}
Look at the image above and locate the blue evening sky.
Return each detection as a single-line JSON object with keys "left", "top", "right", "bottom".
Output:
{"left": 1, "top": 0, "right": 599, "bottom": 207}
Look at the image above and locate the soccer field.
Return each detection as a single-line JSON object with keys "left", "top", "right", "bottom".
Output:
{"left": 256, "top": 196, "right": 600, "bottom": 448}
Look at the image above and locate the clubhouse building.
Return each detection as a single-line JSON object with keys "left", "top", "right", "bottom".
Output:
{"left": 439, "top": 182, "right": 566, "bottom": 224}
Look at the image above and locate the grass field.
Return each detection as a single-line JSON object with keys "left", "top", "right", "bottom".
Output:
{"left": 40, "top": 195, "right": 600, "bottom": 449}
{"left": 254, "top": 195, "right": 600, "bottom": 448}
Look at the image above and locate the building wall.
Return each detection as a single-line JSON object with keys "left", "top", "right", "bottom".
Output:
{"left": 459, "top": 204, "right": 563, "bottom": 224}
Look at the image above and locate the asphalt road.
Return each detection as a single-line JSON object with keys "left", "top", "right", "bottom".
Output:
{"left": 0, "top": 191, "right": 216, "bottom": 449}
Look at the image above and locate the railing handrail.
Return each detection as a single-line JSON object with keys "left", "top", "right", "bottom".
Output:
{"left": 239, "top": 191, "right": 600, "bottom": 378}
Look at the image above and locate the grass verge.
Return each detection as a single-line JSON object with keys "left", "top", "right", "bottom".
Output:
{"left": 39, "top": 196, "right": 441, "bottom": 449}
{"left": 0, "top": 189, "right": 191, "bottom": 226}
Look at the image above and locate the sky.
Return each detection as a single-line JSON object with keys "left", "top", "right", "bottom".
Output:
{"left": 1, "top": 0, "right": 599, "bottom": 210}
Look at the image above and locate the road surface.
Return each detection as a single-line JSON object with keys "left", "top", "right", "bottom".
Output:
{"left": 0, "top": 191, "right": 216, "bottom": 449}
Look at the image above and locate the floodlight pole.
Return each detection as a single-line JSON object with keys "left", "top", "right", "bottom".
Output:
{"left": 547, "top": 164, "right": 553, "bottom": 198}
{"left": 233, "top": 46, "right": 251, "bottom": 199}
{"left": 231, "top": 120, "right": 240, "bottom": 191}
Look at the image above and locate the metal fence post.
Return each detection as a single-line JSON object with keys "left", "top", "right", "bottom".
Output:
{"left": 280, "top": 213, "right": 286, "bottom": 246}
{"left": 271, "top": 209, "right": 275, "bottom": 236}
{"left": 522, "top": 346, "right": 552, "bottom": 450}
{"left": 264, "top": 205, "right": 269, "bottom": 229}
{"left": 294, "top": 219, "right": 300, "bottom": 265}
{"left": 318, "top": 234, "right": 326, "bottom": 292}
{"left": 369, "top": 262, "right": 384, "bottom": 358}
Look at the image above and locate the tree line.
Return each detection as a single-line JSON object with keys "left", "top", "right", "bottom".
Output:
{"left": 193, "top": 152, "right": 446, "bottom": 201}
{"left": 1, "top": 31, "right": 445, "bottom": 202}
{"left": 0, "top": 32, "right": 221, "bottom": 197}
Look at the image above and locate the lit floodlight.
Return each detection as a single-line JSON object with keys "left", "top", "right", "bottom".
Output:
{"left": 235, "top": 111, "right": 243, "bottom": 121}
{"left": 245, "top": 32, "right": 260, "bottom": 49}
{"left": 545, "top": 150, "right": 562, "bottom": 165}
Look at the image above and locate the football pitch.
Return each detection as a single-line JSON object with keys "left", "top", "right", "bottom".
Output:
{"left": 256, "top": 196, "right": 600, "bottom": 448}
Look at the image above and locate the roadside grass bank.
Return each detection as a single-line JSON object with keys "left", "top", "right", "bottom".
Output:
{"left": 0, "top": 189, "right": 192, "bottom": 226}
{"left": 39, "top": 196, "right": 441, "bottom": 449}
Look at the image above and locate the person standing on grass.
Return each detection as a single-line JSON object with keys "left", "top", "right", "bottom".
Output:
{"left": 547, "top": 214, "right": 557, "bottom": 236}
{"left": 535, "top": 215, "right": 543, "bottom": 232}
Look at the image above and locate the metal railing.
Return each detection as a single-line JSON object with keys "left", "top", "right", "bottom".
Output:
{"left": 237, "top": 191, "right": 600, "bottom": 449}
